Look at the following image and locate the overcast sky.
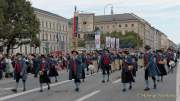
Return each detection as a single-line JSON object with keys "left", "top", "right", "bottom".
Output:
{"left": 29, "top": 0, "right": 180, "bottom": 44}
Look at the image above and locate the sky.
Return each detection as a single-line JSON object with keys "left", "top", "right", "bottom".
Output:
{"left": 29, "top": 0, "right": 180, "bottom": 44}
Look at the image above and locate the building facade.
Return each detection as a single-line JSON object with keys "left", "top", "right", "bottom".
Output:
{"left": 75, "top": 12, "right": 175, "bottom": 50}
{"left": 14, "top": 8, "right": 69, "bottom": 54}
{"left": 94, "top": 13, "right": 159, "bottom": 49}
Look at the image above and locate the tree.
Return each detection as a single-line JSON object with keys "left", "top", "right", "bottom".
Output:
{"left": 100, "top": 31, "right": 143, "bottom": 48}
{"left": 77, "top": 38, "right": 85, "bottom": 48}
{"left": 0, "top": 0, "right": 40, "bottom": 55}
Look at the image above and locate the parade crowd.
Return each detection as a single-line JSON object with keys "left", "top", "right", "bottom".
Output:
{"left": 0, "top": 45, "right": 179, "bottom": 93}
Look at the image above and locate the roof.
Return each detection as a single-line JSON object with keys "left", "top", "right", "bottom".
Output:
{"left": 94, "top": 13, "right": 139, "bottom": 23}
{"left": 33, "top": 7, "right": 68, "bottom": 21}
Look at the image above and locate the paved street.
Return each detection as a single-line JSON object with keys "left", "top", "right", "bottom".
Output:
{"left": 0, "top": 65, "right": 177, "bottom": 101}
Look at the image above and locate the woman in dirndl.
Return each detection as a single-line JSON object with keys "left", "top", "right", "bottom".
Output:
{"left": 157, "top": 49, "right": 167, "bottom": 82}
{"left": 48, "top": 56, "right": 59, "bottom": 82}
{"left": 39, "top": 55, "right": 51, "bottom": 92}
{"left": 121, "top": 50, "right": 135, "bottom": 92}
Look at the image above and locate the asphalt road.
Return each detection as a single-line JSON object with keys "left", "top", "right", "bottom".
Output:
{"left": 0, "top": 65, "right": 177, "bottom": 101}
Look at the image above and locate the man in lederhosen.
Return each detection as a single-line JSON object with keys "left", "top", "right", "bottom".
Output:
{"left": 80, "top": 51, "right": 87, "bottom": 82}
{"left": 12, "top": 54, "right": 28, "bottom": 92}
{"left": 144, "top": 45, "right": 160, "bottom": 91}
{"left": 100, "top": 49, "right": 111, "bottom": 83}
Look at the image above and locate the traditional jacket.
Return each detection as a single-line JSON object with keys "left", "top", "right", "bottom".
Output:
{"left": 167, "top": 52, "right": 174, "bottom": 62}
{"left": 100, "top": 53, "right": 111, "bottom": 67}
{"left": 122, "top": 55, "right": 133, "bottom": 72}
{"left": 14, "top": 58, "right": 28, "bottom": 80}
{"left": 144, "top": 51, "right": 160, "bottom": 76}
{"left": 32, "top": 58, "right": 40, "bottom": 74}
{"left": 39, "top": 60, "right": 49, "bottom": 72}
{"left": 68, "top": 55, "right": 82, "bottom": 80}
{"left": 121, "top": 54, "right": 135, "bottom": 83}
{"left": 157, "top": 53, "right": 164, "bottom": 64}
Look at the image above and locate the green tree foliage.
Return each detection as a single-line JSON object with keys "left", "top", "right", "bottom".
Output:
{"left": 78, "top": 38, "right": 86, "bottom": 48}
{"left": 0, "top": 0, "right": 40, "bottom": 54}
{"left": 100, "top": 31, "right": 143, "bottom": 48}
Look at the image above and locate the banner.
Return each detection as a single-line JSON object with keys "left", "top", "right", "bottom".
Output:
{"left": 111, "top": 37, "right": 116, "bottom": 49}
{"left": 106, "top": 37, "right": 111, "bottom": 48}
{"left": 116, "top": 38, "right": 119, "bottom": 49}
{"left": 95, "top": 34, "right": 100, "bottom": 49}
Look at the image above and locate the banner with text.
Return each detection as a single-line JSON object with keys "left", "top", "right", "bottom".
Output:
{"left": 95, "top": 34, "right": 100, "bottom": 49}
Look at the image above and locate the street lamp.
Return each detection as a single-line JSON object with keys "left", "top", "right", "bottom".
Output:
{"left": 104, "top": 4, "right": 114, "bottom": 16}
{"left": 104, "top": 4, "right": 114, "bottom": 50}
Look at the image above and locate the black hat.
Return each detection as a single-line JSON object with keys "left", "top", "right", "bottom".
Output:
{"left": 157, "top": 49, "right": 163, "bottom": 53}
{"left": 41, "top": 55, "right": 46, "bottom": 58}
{"left": 16, "top": 53, "right": 22, "bottom": 56}
{"left": 71, "top": 50, "right": 78, "bottom": 54}
{"left": 123, "top": 50, "right": 129, "bottom": 54}
{"left": 103, "top": 48, "right": 109, "bottom": 53}
{"left": 144, "top": 45, "right": 151, "bottom": 50}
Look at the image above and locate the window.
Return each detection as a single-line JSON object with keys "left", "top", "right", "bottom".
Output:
{"left": 78, "top": 34, "right": 80, "bottom": 38}
{"left": 42, "top": 21, "right": 44, "bottom": 27}
{"left": 46, "top": 33, "right": 48, "bottom": 41}
{"left": 46, "top": 21, "right": 48, "bottom": 28}
{"left": 125, "top": 24, "right": 128, "bottom": 27}
{"left": 53, "top": 22, "right": 55, "bottom": 29}
{"left": 60, "top": 25, "right": 61, "bottom": 31}
{"left": 107, "top": 26, "right": 109, "bottom": 29}
{"left": 60, "top": 36, "right": 61, "bottom": 41}
{"left": 131, "top": 24, "right": 134, "bottom": 27}
{"left": 119, "top": 24, "right": 121, "bottom": 28}
{"left": 42, "top": 33, "right": 45, "bottom": 40}
{"left": 66, "top": 26, "right": 68, "bottom": 31}
{"left": 49, "top": 22, "right": 51, "bottom": 29}
{"left": 56, "top": 24, "right": 58, "bottom": 30}
{"left": 63, "top": 25, "right": 64, "bottom": 31}
{"left": 101, "top": 26, "right": 103, "bottom": 29}
{"left": 54, "top": 34, "right": 56, "bottom": 41}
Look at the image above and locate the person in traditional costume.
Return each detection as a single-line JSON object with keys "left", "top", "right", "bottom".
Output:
{"left": 121, "top": 50, "right": 135, "bottom": 92}
{"left": 68, "top": 50, "right": 82, "bottom": 92}
{"left": 12, "top": 54, "right": 28, "bottom": 92}
{"left": 48, "top": 55, "right": 59, "bottom": 82}
{"left": 144, "top": 45, "right": 160, "bottom": 91}
{"left": 39, "top": 55, "right": 51, "bottom": 92}
{"left": 100, "top": 49, "right": 111, "bottom": 83}
{"left": 157, "top": 49, "right": 167, "bottom": 82}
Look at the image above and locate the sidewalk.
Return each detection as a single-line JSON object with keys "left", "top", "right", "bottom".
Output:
{"left": 176, "top": 60, "right": 180, "bottom": 101}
